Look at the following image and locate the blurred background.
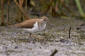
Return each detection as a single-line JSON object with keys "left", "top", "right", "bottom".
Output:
{"left": 0, "top": 0, "right": 85, "bottom": 26}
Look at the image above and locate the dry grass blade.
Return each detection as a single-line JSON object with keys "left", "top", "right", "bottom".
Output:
{"left": 14, "top": 0, "right": 29, "bottom": 19}
{"left": 1, "top": 0, "right": 4, "bottom": 25}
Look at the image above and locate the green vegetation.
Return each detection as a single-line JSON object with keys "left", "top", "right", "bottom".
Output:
{"left": 75, "top": 0, "right": 85, "bottom": 17}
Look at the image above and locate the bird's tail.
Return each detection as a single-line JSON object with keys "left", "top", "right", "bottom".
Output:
{"left": 8, "top": 23, "right": 22, "bottom": 28}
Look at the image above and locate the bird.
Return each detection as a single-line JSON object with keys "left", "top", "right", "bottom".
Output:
{"left": 10, "top": 16, "right": 48, "bottom": 37}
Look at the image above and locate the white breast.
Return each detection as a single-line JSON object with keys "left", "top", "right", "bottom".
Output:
{"left": 23, "top": 21, "right": 46, "bottom": 33}
{"left": 38, "top": 22, "right": 46, "bottom": 31}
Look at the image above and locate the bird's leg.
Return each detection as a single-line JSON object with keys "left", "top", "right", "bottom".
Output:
{"left": 29, "top": 33, "right": 35, "bottom": 41}
{"left": 43, "top": 28, "right": 46, "bottom": 36}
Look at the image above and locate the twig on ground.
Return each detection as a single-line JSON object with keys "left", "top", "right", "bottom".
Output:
{"left": 68, "top": 26, "right": 71, "bottom": 39}
{"left": 50, "top": 49, "right": 58, "bottom": 56}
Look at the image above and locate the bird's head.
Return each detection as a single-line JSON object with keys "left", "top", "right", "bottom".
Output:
{"left": 40, "top": 16, "right": 48, "bottom": 23}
